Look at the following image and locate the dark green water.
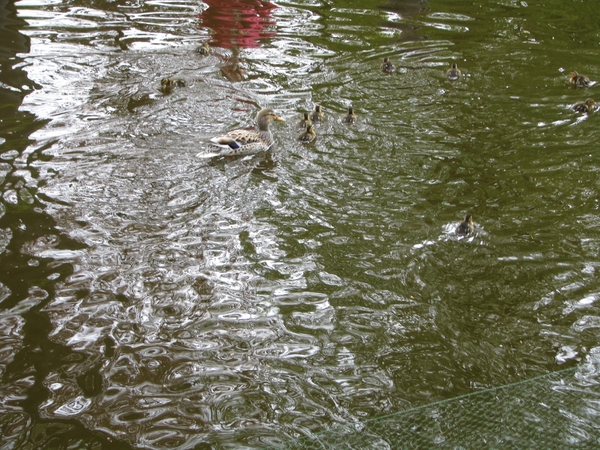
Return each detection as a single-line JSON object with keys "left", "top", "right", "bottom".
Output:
{"left": 1, "top": 0, "right": 600, "bottom": 448}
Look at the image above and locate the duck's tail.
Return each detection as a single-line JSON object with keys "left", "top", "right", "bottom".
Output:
{"left": 196, "top": 137, "right": 241, "bottom": 158}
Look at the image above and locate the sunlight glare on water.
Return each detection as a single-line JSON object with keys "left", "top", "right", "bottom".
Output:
{"left": 1, "top": 0, "right": 600, "bottom": 448}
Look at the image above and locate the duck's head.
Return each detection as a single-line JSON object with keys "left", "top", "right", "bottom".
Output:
{"left": 585, "top": 98, "right": 595, "bottom": 108}
{"left": 451, "top": 63, "right": 458, "bottom": 69}
{"left": 303, "top": 112, "right": 310, "bottom": 120}
{"left": 348, "top": 106, "right": 354, "bottom": 114}
{"left": 161, "top": 78, "right": 170, "bottom": 86}
{"left": 383, "top": 57, "right": 389, "bottom": 63}
{"left": 257, "top": 108, "right": 285, "bottom": 130}
{"left": 569, "top": 71, "right": 579, "bottom": 80}
{"left": 464, "top": 214, "right": 473, "bottom": 223}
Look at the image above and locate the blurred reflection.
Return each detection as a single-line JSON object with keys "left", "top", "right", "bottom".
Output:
{"left": 0, "top": 0, "right": 40, "bottom": 128}
{"left": 198, "top": 0, "right": 277, "bottom": 81}
{"left": 378, "top": 0, "right": 429, "bottom": 41}
{"left": 199, "top": 0, "right": 276, "bottom": 48}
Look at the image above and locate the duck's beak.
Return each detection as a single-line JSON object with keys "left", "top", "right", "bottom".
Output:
{"left": 274, "top": 115, "right": 285, "bottom": 122}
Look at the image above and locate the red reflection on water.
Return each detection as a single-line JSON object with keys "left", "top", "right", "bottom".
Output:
{"left": 199, "top": 0, "right": 277, "bottom": 48}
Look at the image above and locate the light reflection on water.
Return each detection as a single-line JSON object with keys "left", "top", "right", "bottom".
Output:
{"left": 1, "top": 0, "right": 600, "bottom": 447}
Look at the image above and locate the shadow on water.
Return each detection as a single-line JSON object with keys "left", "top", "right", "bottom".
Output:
{"left": 0, "top": 0, "right": 132, "bottom": 447}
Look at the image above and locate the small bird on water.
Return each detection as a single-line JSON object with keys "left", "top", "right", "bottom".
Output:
{"left": 568, "top": 71, "right": 592, "bottom": 88}
{"left": 160, "top": 78, "right": 186, "bottom": 90}
{"left": 572, "top": 98, "right": 595, "bottom": 114}
{"left": 297, "top": 124, "right": 316, "bottom": 143}
{"left": 381, "top": 57, "right": 396, "bottom": 73}
{"left": 297, "top": 112, "right": 312, "bottom": 129}
{"left": 310, "top": 104, "right": 324, "bottom": 122}
{"left": 196, "top": 42, "right": 210, "bottom": 56}
{"left": 446, "top": 63, "right": 462, "bottom": 81}
{"left": 456, "top": 214, "right": 475, "bottom": 236}
{"left": 343, "top": 106, "right": 357, "bottom": 124}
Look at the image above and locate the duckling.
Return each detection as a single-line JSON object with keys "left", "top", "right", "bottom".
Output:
{"left": 456, "top": 214, "right": 474, "bottom": 236}
{"left": 161, "top": 78, "right": 186, "bottom": 90}
{"left": 297, "top": 112, "right": 312, "bottom": 129}
{"left": 297, "top": 124, "right": 316, "bottom": 143}
{"left": 572, "top": 98, "right": 595, "bottom": 114}
{"left": 446, "top": 63, "right": 462, "bottom": 81}
{"left": 310, "top": 104, "right": 324, "bottom": 122}
{"left": 381, "top": 57, "right": 396, "bottom": 73}
{"left": 568, "top": 71, "right": 591, "bottom": 87}
{"left": 199, "top": 108, "right": 285, "bottom": 158}
{"left": 343, "top": 106, "right": 357, "bottom": 124}
{"left": 196, "top": 42, "right": 210, "bottom": 56}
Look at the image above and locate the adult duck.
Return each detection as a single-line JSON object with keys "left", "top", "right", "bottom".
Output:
{"left": 200, "top": 108, "right": 285, "bottom": 157}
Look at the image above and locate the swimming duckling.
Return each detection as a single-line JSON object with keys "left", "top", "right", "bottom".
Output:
{"left": 297, "top": 112, "right": 312, "bottom": 129}
{"left": 572, "top": 98, "right": 595, "bottom": 114}
{"left": 568, "top": 71, "right": 591, "bottom": 87}
{"left": 310, "top": 104, "right": 324, "bottom": 122}
{"left": 381, "top": 57, "right": 396, "bottom": 73}
{"left": 297, "top": 124, "right": 316, "bottom": 143}
{"left": 343, "top": 106, "right": 357, "bottom": 124}
{"left": 446, "top": 63, "right": 462, "bottom": 81}
{"left": 196, "top": 42, "right": 210, "bottom": 56}
{"left": 199, "top": 108, "right": 285, "bottom": 158}
{"left": 456, "top": 214, "right": 474, "bottom": 236}
{"left": 161, "top": 78, "right": 186, "bottom": 90}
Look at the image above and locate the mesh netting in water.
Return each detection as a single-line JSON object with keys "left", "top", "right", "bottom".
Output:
{"left": 268, "top": 365, "right": 600, "bottom": 449}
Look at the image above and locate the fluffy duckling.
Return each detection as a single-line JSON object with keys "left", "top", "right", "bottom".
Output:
{"left": 446, "top": 63, "right": 462, "bottom": 81}
{"left": 297, "top": 112, "right": 312, "bottom": 129}
{"left": 297, "top": 124, "right": 316, "bottom": 143}
{"left": 310, "top": 105, "right": 324, "bottom": 122}
{"left": 381, "top": 57, "right": 396, "bottom": 73}
{"left": 456, "top": 214, "right": 474, "bottom": 236}
{"left": 161, "top": 78, "right": 186, "bottom": 90}
{"left": 196, "top": 42, "right": 210, "bottom": 56}
{"left": 343, "top": 106, "right": 357, "bottom": 124}
{"left": 200, "top": 108, "right": 285, "bottom": 158}
{"left": 569, "top": 71, "right": 591, "bottom": 87}
{"left": 572, "top": 98, "right": 595, "bottom": 114}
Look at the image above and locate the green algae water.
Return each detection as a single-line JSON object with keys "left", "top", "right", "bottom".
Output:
{"left": 1, "top": 0, "right": 600, "bottom": 448}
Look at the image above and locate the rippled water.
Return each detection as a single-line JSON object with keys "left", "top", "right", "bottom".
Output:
{"left": 1, "top": 0, "right": 600, "bottom": 447}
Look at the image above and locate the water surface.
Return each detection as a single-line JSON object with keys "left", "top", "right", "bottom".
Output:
{"left": 1, "top": 0, "right": 600, "bottom": 448}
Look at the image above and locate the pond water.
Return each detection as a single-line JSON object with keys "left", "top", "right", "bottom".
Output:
{"left": 1, "top": 0, "right": 600, "bottom": 448}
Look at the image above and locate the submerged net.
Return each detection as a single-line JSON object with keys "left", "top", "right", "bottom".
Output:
{"left": 268, "top": 365, "right": 600, "bottom": 449}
